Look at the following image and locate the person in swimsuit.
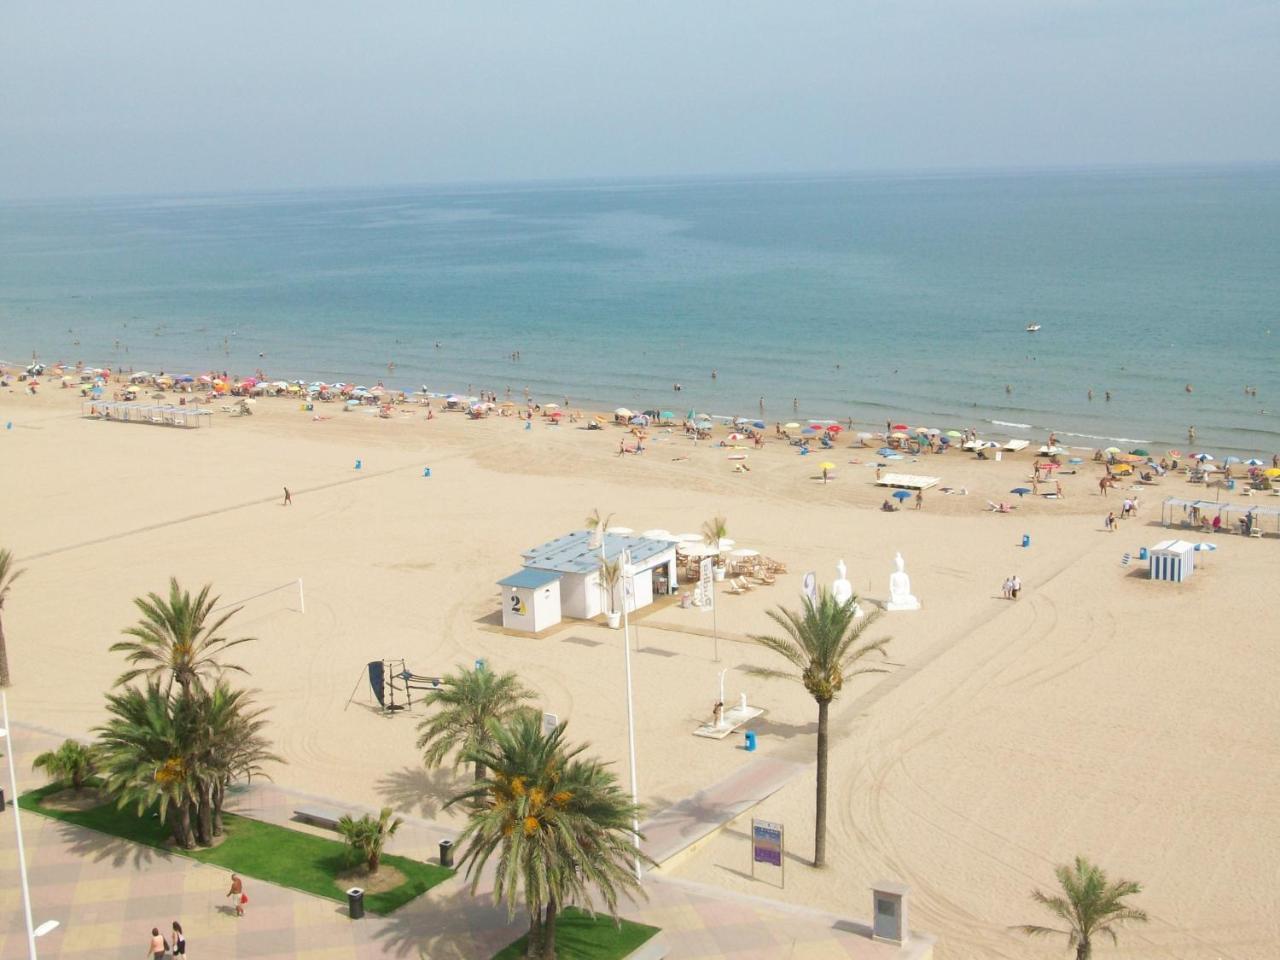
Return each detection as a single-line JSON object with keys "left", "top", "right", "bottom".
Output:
{"left": 228, "top": 874, "right": 247, "bottom": 917}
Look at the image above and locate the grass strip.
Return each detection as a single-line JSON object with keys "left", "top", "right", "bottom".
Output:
{"left": 492, "top": 907, "right": 660, "bottom": 960}
{"left": 20, "top": 782, "right": 452, "bottom": 915}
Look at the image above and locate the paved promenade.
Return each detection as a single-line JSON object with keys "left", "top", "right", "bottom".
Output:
{"left": 0, "top": 724, "right": 933, "bottom": 959}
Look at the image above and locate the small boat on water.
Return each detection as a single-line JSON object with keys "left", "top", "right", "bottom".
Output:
{"left": 1025, "top": 323, "right": 1041, "bottom": 333}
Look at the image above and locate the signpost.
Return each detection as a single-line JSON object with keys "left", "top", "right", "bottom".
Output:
{"left": 751, "top": 818, "right": 785, "bottom": 888}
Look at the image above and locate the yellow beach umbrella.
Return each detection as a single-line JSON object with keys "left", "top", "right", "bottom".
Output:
{"left": 819, "top": 461, "right": 836, "bottom": 470}
{"left": 1265, "top": 468, "right": 1280, "bottom": 478}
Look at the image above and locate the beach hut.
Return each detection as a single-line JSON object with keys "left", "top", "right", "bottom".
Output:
{"left": 497, "top": 568, "right": 562, "bottom": 633}
{"left": 520, "top": 530, "right": 677, "bottom": 620}
{"left": 1148, "top": 539, "right": 1195, "bottom": 582}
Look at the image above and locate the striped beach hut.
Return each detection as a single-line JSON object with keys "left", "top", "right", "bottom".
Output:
{"left": 1148, "top": 539, "right": 1196, "bottom": 582}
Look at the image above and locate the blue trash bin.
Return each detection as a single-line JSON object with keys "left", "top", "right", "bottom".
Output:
{"left": 1022, "top": 534, "right": 1031, "bottom": 548}
{"left": 354, "top": 459, "right": 362, "bottom": 470}
{"left": 744, "top": 731, "right": 757, "bottom": 752}
{"left": 423, "top": 467, "right": 431, "bottom": 477}
{"left": 474, "top": 658, "right": 486, "bottom": 672}
{"left": 1139, "top": 547, "right": 1149, "bottom": 560}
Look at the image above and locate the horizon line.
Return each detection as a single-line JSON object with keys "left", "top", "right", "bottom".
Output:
{"left": 3, "top": 158, "right": 1279, "bottom": 206}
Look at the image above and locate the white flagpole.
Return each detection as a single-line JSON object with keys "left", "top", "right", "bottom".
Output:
{"left": 2, "top": 690, "right": 39, "bottom": 960}
{"left": 620, "top": 550, "right": 641, "bottom": 880}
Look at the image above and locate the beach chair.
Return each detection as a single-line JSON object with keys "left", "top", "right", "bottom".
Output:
{"left": 754, "top": 571, "right": 776, "bottom": 585}
{"left": 1120, "top": 553, "right": 1131, "bottom": 567}
{"left": 733, "top": 577, "right": 753, "bottom": 592}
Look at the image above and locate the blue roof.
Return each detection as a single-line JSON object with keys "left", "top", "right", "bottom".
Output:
{"left": 497, "top": 568, "right": 563, "bottom": 589}
{"left": 523, "top": 530, "right": 674, "bottom": 575}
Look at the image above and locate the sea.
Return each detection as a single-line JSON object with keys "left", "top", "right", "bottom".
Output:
{"left": 2, "top": 166, "right": 1278, "bottom": 455}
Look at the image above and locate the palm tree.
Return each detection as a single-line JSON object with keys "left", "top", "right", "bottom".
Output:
{"left": 191, "top": 683, "right": 281, "bottom": 840}
{"left": 597, "top": 555, "right": 623, "bottom": 620}
{"left": 32, "top": 739, "right": 97, "bottom": 793}
{"left": 109, "top": 578, "right": 253, "bottom": 697}
{"left": 586, "top": 509, "right": 613, "bottom": 548}
{"left": 416, "top": 663, "right": 534, "bottom": 782}
{"left": 448, "top": 713, "right": 648, "bottom": 960}
{"left": 338, "top": 807, "right": 403, "bottom": 874}
{"left": 1016, "top": 856, "right": 1148, "bottom": 959}
{"left": 96, "top": 683, "right": 201, "bottom": 848}
{"left": 701, "top": 515, "right": 728, "bottom": 549}
{"left": 744, "top": 589, "right": 889, "bottom": 867}
{"left": 0, "top": 547, "right": 24, "bottom": 688}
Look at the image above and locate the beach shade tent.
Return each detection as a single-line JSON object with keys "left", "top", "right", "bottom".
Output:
{"left": 892, "top": 490, "right": 912, "bottom": 502}
{"left": 497, "top": 568, "right": 563, "bottom": 633}
{"left": 522, "top": 530, "right": 677, "bottom": 618}
{"left": 1148, "top": 539, "right": 1196, "bottom": 582}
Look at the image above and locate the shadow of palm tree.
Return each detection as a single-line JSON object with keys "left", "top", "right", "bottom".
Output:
{"left": 376, "top": 765, "right": 467, "bottom": 819}
{"left": 367, "top": 880, "right": 522, "bottom": 960}
{"left": 750, "top": 717, "right": 817, "bottom": 740}
{"left": 57, "top": 819, "right": 163, "bottom": 869}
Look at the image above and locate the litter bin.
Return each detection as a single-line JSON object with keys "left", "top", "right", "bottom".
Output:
{"left": 346, "top": 887, "right": 365, "bottom": 919}
{"left": 744, "top": 730, "right": 757, "bottom": 752}
{"left": 1021, "top": 534, "right": 1031, "bottom": 548}
{"left": 439, "top": 839, "right": 455, "bottom": 868}
{"left": 1139, "top": 547, "right": 1149, "bottom": 561}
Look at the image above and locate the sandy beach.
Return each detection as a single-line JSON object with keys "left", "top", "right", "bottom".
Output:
{"left": 2, "top": 382, "right": 1277, "bottom": 959}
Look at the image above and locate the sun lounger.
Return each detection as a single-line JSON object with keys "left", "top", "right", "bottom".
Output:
{"left": 876, "top": 473, "right": 940, "bottom": 490}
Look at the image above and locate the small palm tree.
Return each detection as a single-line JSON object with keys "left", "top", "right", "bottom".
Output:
{"left": 0, "top": 547, "right": 24, "bottom": 688}
{"left": 338, "top": 807, "right": 403, "bottom": 874}
{"left": 416, "top": 664, "right": 534, "bottom": 782}
{"left": 598, "top": 555, "right": 623, "bottom": 618}
{"left": 32, "top": 739, "right": 97, "bottom": 793}
{"left": 449, "top": 713, "right": 649, "bottom": 960}
{"left": 745, "top": 589, "right": 889, "bottom": 867}
{"left": 109, "top": 578, "right": 252, "bottom": 697}
{"left": 701, "top": 515, "right": 728, "bottom": 549}
{"left": 586, "top": 509, "right": 613, "bottom": 548}
{"left": 1016, "top": 856, "right": 1148, "bottom": 960}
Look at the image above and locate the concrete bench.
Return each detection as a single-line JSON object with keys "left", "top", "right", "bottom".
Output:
{"left": 292, "top": 805, "right": 346, "bottom": 831}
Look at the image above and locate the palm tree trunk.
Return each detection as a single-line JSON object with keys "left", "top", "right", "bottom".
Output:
{"left": 475, "top": 760, "right": 487, "bottom": 783}
{"left": 212, "top": 780, "right": 225, "bottom": 836}
{"left": 544, "top": 899, "right": 559, "bottom": 960}
{"left": 196, "top": 785, "right": 214, "bottom": 846}
{"left": 1076, "top": 939, "right": 1090, "bottom": 960}
{"left": 172, "top": 802, "right": 195, "bottom": 849}
{"left": 0, "top": 613, "right": 11, "bottom": 688}
{"left": 814, "top": 698, "right": 830, "bottom": 867}
{"left": 525, "top": 908, "right": 544, "bottom": 959}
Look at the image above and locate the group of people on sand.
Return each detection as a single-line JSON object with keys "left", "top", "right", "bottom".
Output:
{"left": 1000, "top": 575, "right": 1022, "bottom": 600}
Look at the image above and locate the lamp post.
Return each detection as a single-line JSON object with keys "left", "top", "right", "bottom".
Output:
{"left": 1, "top": 689, "right": 58, "bottom": 959}
{"left": 619, "top": 551, "right": 641, "bottom": 880}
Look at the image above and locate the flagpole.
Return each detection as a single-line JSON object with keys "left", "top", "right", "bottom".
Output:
{"left": 620, "top": 550, "right": 641, "bottom": 880}
{"left": 2, "top": 690, "right": 39, "bottom": 960}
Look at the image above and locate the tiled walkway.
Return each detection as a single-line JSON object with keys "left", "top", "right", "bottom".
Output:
{"left": 0, "top": 724, "right": 932, "bottom": 959}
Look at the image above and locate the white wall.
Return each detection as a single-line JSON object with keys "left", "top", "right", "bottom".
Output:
{"left": 500, "top": 582, "right": 562, "bottom": 632}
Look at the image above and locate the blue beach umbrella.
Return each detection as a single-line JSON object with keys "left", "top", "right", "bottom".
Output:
{"left": 877, "top": 447, "right": 895, "bottom": 456}
{"left": 752, "top": 420, "right": 765, "bottom": 429}
{"left": 802, "top": 427, "right": 817, "bottom": 436}
{"left": 1011, "top": 487, "right": 1032, "bottom": 497}
{"left": 892, "top": 490, "right": 912, "bottom": 501}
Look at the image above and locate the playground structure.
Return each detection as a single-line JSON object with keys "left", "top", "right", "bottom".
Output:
{"left": 347, "top": 659, "right": 443, "bottom": 713}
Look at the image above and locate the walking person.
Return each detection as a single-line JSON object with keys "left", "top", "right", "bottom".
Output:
{"left": 147, "top": 927, "right": 167, "bottom": 959}
{"left": 282, "top": 486, "right": 292, "bottom": 506}
{"left": 1011, "top": 575, "right": 1022, "bottom": 600}
{"left": 914, "top": 490, "right": 923, "bottom": 510}
{"left": 1001, "top": 576, "right": 1012, "bottom": 599}
{"left": 227, "top": 874, "right": 247, "bottom": 917}
{"left": 171, "top": 921, "right": 186, "bottom": 956}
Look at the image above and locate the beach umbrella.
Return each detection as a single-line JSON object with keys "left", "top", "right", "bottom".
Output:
{"left": 609, "top": 526, "right": 634, "bottom": 535}
{"left": 1196, "top": 453, "right": 1214, "bottom": 462}
{"left": 544, "top": 402, "right": 560, "bottom": 411}
{"left": 752, "top": 420, "right": 765, "bottom": 429}
{"left": 677, "top": 542, "right": 718, "bottom": 557}
{"left": 640, "top": 529, "right": 676, "bottom": 541}
{"left": 802, "top": 427, "right": 817, "bottom": 436}
{"left": 1244, "top": 458, "right": 1264, "bottom": 466}
{"left": 892, "top": 490, "right": 912, "bottom": 501}
{"left": 1223, "top": 455, "right": 1241, "bottom": 465}
{"left": 674, "top": 533, "right": 704, "bottom": 542}
{"left": 946, "top": 430, "right": 964, "bottom": 438}
{"left": 818, "top": 461, "right": 836, "bottom": 474}
{"left": 877, "top": 447, "right": 895, "bottom": 456}
{"left": 826, "top": 424, "right": 843, "bottom": 434}
{"left": 728, "top": 548, "right": 759, "bottom": 559}
{"left": 1010, "top": 487, "right": 1032, "bottom": 497}
{"left": 1104, "top": 446, "right": 1121, "bottom": 455}
{"left": 1194, "top": 542, "right": 1217, "bottom": 552}
{"left": 892, "top": 423, "right": 908, "bottom": 431}
{"left": 1264, "top": 468, "right": 1280, "bottom": 478}
{"left": 784, "top": 422, "right": 800, "bottom": 429}
{"left": 661, "top": 411, "right": 676, "bottom": 421}
{"left": 891, "top": 431, "right": 908, "bottom": 438}
{"left": 1130, "top": 448, "right": 1149, "bottom": 457}
{"left": 615, "top": 407, "right": 632, "bottom": 418}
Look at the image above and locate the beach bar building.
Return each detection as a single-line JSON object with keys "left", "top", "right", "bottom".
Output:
{"left": 1148, "top": 539, "right": 1195, "bottom": 582}
{"left": 496, "top": 530, "right": 678, "bottom": 631}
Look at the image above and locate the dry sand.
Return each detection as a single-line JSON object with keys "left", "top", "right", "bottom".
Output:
{"left": 1, "top": 386, "right": 1276, "bottom": 959}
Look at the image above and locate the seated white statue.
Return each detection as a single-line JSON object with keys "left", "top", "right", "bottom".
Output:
{"left": 831, "top": 559, "right": 863, "bottom": 617}
{"left": 887, "top": 552, "right": 920, "bottom": 611}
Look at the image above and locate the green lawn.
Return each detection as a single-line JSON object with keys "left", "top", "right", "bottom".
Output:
{"left": 20, "top": 783, "right": 452, "bottom": 915}
{"left": 492, "top": 907, "right": 660, "bottom": 960}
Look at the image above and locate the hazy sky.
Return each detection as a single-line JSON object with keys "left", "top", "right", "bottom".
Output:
{"left": 3, "top": 1, "right": 1278, "bottom": 198}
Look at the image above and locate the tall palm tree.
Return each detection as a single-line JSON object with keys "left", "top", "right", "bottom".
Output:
{"left": 191, "top": 683, "right": 280, "bottom": 840}
{"left": 96, "top": 683, "right": 201, "bottom": 848}
{"left": 1016, "top": 856, "right": 1148, "bottom": 959}
{"left": 0, "top": 547, "right": 24, "bottom": 688}
{"left": 448, "top": 713, "right": 649, "bottom": 960}
{"left": 109, "top": 578, "right": 252, "bottom": 697}
{"left": 744, "top": 589, "right": 889, "bottom": 867}
{"left": 416, "top": 663, "right": 534, "bottom": 782}
{"left": 32, "top": 739, "right": 97, "bottom": 793}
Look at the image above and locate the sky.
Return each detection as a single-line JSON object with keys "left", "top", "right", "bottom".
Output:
{"left": 2, "top": 0, "right": 1278, "bottom": 199}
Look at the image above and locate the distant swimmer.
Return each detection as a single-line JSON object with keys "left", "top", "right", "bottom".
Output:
{"left": 1185, "top": 384, "right": 1193, "bottom": 393}
{"left": 1188, "top": 426, "right": 1196, "bottom": 443}
{"left": 1087, "top": 389, "right": 1093, "bottom": 401}
{"left": 759, "top": 396, "right": 765, "bottom": 413}
{"left": 711, "top": 369, "right": 717, "bottom": 380}
{"left": 1005, "top": 384, "right": 1012, "bottom": 394}
{"left": 793, "top": 398, "right": 799, "bottom": 413}
{"left": 1104, "top": 391, "right": 1112, "bottom": 402}
{"left": 673, "top": 383, "right": 682, "bottom": 392}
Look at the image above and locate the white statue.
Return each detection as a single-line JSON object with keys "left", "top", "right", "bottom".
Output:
{"left": 887, "top": 552, "right": 920, "bottom": 611}
{"left": 831, "top": 559, "right": 863, "bottom": 617}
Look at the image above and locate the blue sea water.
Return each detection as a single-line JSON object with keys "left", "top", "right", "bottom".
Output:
{"left": 2, "top": 167, "right": 1278, "bottom": 454}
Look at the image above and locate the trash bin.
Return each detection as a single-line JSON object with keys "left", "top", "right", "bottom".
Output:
{"left": 346, "top": 887, "right": 365, "bottom": 919}
{"left": 1021, "top": 534, "right": 1031, "bottom": 548}
{"left": 1139, "top": 547, "right": 1149, "bottom": 561}
{"left": 744, "top": 730, "right": 757, "bottom": 752}
{"left": 439, "top": 839, "right": 455, "bottom": 868}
